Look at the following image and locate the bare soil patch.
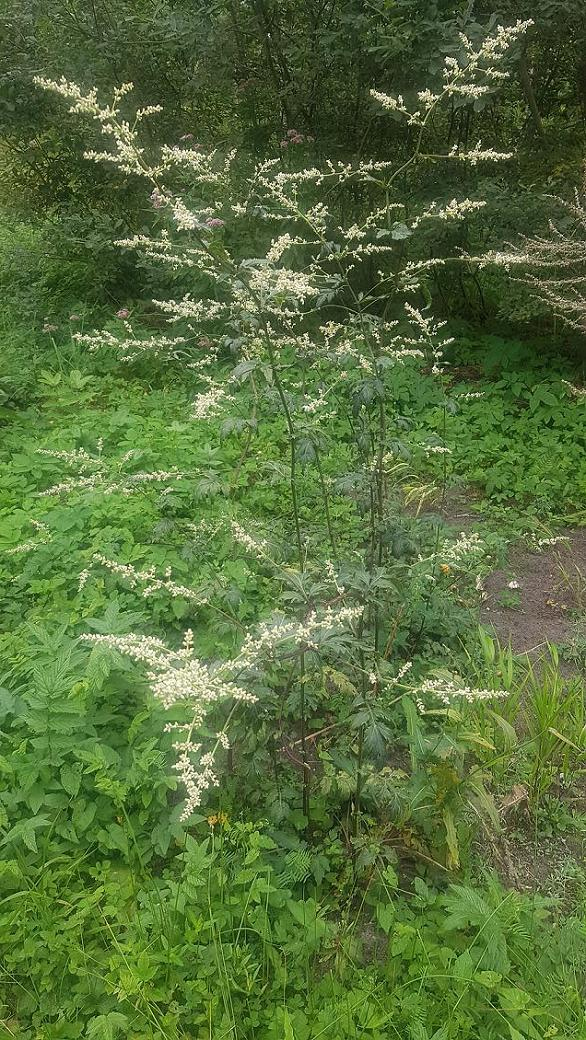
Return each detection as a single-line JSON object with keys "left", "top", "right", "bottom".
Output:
{"left": 480, "top": 530, "right": 586, "bottom": 655}
{"left": 491, "top": 828, "right": 586, "bottom": 895}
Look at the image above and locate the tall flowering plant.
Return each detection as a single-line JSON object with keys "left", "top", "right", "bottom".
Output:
{"left": 482, "top": 162, "right": 586, "bottom": 336}
{"left": 34, "top": 20, "right": 529, "bottom": 835}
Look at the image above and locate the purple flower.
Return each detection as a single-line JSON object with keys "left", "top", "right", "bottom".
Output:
{"left": 205, "top": 217, "right": 225, "bottom": 229}
{"left": 284, "top": 129, "right": 307, "bottom": 145}
{"left": 116, "top": 308, "right": 130, "bottom": 319}
{"left": 280, "top": 139, "right": 289, "bottom": 149}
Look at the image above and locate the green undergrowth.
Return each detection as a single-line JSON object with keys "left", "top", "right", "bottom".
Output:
{"left": 1, "top": 311, "right": 586, "bottom": 1038}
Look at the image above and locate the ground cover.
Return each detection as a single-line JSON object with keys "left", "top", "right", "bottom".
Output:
{"left": 0, "top": 311, "right": 585, "bottom": 1038}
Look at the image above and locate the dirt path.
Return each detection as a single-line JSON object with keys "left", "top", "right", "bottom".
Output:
{"left": 480, "top": 530, "right": 586, "bottom": 656}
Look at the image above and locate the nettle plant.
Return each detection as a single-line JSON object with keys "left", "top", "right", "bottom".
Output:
{"left": 34, "top": 20, "right": 528, "bottom": 850}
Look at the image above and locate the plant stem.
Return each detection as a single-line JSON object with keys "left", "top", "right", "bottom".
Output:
{"left": 262, "top": 328, "right": 304, "bottom": 569}
{"left": 354, "top": 724, "right": 365, "bottom": 841}
{"left": 300, "top": 651, "right": 310, "bottom": 824}
{"left": 314, "top": 443, "right": 337, "bottom": 558}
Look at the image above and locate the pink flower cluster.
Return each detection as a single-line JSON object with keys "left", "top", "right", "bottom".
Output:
{"left": 280, "top": 128, "right": 314, "bottom": 149}
{"left": 178, "top": 134, "right": 203, "bottom": 150}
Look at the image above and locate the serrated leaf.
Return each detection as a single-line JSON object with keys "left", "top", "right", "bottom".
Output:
{"left": 85, "top": 644, "right": 114, "bottom": 690}
{"left": 0, "top": 688, "right": 15, "bottom": 722}
{"left": 61, "top": 763, "right": 83, "bottom": 797}
{"left": 86, "top": 1012, "right": 128, "bottom": 1040}
{"left": 72, "top": 799, "right": 97, "bottom": 834}
{"left": 1, "top": 815, "right": 50, "bottom": 853}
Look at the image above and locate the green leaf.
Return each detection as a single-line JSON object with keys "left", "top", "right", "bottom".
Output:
{"left": 283, "top": 1009, "right": 295, "bottom": 1040}
{"left": 467, "top": 776, "right": 501, "bottom": 833}
{"left": 86, "top": 1012, "right": 129, "bottom": 1040}
{"left": 453, "top": 950, "right": 473, "bottom": 980}
{"left": 72, "top": 799, "right": 97, "bottom": 834}
{"left": 548, "top": 727, "right": 584, "bottom": 752}
{"left": 85, "top": 644, "right": 114, "bottom": 690}
{"left": 1, "top": 815, "right": 50, "bottom": 853}
{"left": 382, "top": 864, "right": 399, "bottom": 891}
{"left": 478, "top": 627, "right": 496, "bottom": 663}
{"left": 442, "top": 807, "right": 459, "bottom": 869}
{"left": 171, "top": 597, "right": 188, "bottom": 618}
{"left": 376, "top": 901, "right": 395, "bottom": 934}
{"left": 487, "top": 710, "right": 517, "bottom": 750}
{"left": 0, "top": 688, "right": 15, "bottom": 722}
{"left": 61, "top": 763, "right": 83, "bottom": 797}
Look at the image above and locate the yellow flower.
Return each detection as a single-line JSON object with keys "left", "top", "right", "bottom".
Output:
{"left": 207, "top": 811, "right": 228, "bottom": 827}
{"left": 440, "top": 564, "right": 451, "bottom": 575}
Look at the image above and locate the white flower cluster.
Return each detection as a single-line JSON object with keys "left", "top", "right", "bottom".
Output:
{"left": 413, "top": 198, "right": 486, "bottom": 228}
{"left": 425, "top": 444, "right": 452, "bottom": 457}
{"left": 369, "top": 89, "right": 408, "bottom": 115}
{"left": 325, "top": 558, "right": 346, "bottom": 595}
{"left": 414, "top": 676, "right": 509, "bottom": 713}
{"left": 33, "top": 77, "right": 229, "bottom": 192}
{"left": 388, "top": 661, "right": 413, "bottom": 686}
{"left": 37, "top": 446, "right": 181, "bottom": 498}
{"left": 84, "top": 602, "right": 363, "bottom": 818}
{"left": 402, "top": 304, "right": 450, "bottom": 374}
{"left": 234, "top": 605, "right": 364, "bottom": 666}
{"left": 230, "top": 520, "right": 269, "bottom": 559}
{"left": 479, "top": 249, "right": 530, "bottom": 272}
{"left": 441, "top": 532, "right": 484, "bottom": 565}
{"left": 530, "top": 534, "right": 570, "bottom": 551}
{"left": 6, "top": 519, "right": 51, "bottom": 555}
{"left": 83, "top": 627, "right": 255, "bottom": 818}
{"left": 88, "top": 553, "right": 209, "bottom": 604}
{"left": 33, "top": 77, "right": 152, "bottom": 178}
{"left": 300, "top": 387, "right": 335, "bottom": 420}
{"left": 450, "top": 142, "right": 514, "bottom": 166}
{"left": 266, "top": 232, "right": 297, "bottom": 263}
{"left": 562, "top": 380, "right": 586, "bottom": 399}
{"left": 74, "top": 328, "right": 188, "bottom": 362}
{"left": 370, "top": 21, "right": 531, "bottom": 128}
{"left": 192, "top": 384, "right": 234, "bottom": 420}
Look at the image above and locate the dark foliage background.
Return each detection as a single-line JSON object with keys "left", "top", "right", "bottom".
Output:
{"left": 1, "top": 0, "right": 585, "bottom": 328}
